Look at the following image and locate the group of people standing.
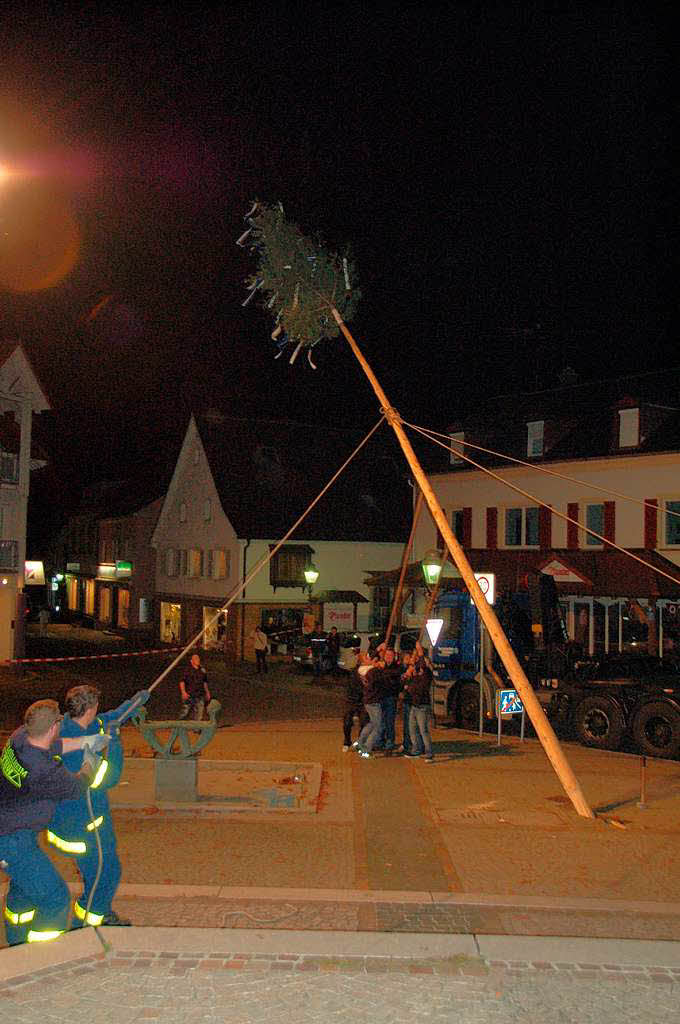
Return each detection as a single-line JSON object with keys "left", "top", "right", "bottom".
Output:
{"left": 344, "top": 640, "right": 435, "bottom": 762}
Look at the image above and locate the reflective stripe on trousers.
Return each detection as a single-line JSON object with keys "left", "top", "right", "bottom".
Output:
{"left": 4, "top": 905, "right": 35, "bottom": 925}
{"left": 46, "top": 830, "right": 87, "bottom": 855}
{"left": 74, "top": 900, "right": 104, "bottom": 926}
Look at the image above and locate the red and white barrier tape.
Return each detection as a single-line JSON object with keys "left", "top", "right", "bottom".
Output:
{"left": 1, "top": 646, "right": 183, "bottom": 665}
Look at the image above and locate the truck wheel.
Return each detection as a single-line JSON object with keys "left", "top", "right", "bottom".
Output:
{"left": 574, "top": 695, "right": 624, "bottom": 750}
{"left": 457, "top": 683, "right": 481, "bottom": 731}
{"left": 632, "top": 701, "right": 680, "bottom": 759}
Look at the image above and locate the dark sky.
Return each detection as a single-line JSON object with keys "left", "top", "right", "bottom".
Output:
{"left": 0, "top": 4, "right": 676, "bottom": 528}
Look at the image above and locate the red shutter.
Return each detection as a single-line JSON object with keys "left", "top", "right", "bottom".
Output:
{"left": 486, "top": 507, "right": 497, "bottom": 549}
{"left": 604, "top": 501, "right": 616, "bottom": 543}
{"left": 567, "top": 502, "right": 579, "bottom": 550}
{"left": 462, "top": 507, "right": 472, "bottom": 548}
{"left": 644, "top": 498, "right": 658, "bottom": 549}
{"left": 436, "top": 509, "right": 445, "bottom": 550}
{"left": 539, "top": 505, "right": 552, "bottom": 550}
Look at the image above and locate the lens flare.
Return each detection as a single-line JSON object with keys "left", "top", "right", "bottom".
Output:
{"left": 0, "top": 180, "right": 81, "bottom": 292}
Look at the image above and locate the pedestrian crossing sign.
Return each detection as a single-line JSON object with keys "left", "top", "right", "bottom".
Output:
{"left": 498, "top": 689, "right": 524, "bottom": 714}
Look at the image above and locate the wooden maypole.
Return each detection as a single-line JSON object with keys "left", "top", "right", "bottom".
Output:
{"left": 238, "top": 201, "right": 595, "bottom": 819}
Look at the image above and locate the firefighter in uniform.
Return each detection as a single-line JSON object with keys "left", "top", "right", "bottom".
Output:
{"left": 48, "top": 685, "right": 149, "bottom": 928}
{"left": 0, "top": 699, "right": 109, "bottom": 946}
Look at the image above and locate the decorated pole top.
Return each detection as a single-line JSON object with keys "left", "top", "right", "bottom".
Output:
{"left": 237, "top": 201, "right": 359, "bottom": 368}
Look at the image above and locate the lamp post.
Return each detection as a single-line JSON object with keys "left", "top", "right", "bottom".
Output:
{"left": 421, "top": 549, "right": 443, "bottom": 587}
{"left": 304, "top": 563, "right": 319, "bottom": 595}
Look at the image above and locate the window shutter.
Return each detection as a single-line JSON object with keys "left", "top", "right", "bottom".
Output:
{"left": 462, "top": 507, "right": 472, "bottom": 548}
{"left": 604, "top": 501, "right": 616, "bottom": 543}
{"left": 486, "top": 507, "right": 497, "bottom": 550}
{"left": 539, "top": 505, "right": 552, "bottom": 550}
{"left": 644, "top": 499, "right": 657, "bottom": 549}
{"left": 567, "top": 503, "right": 579, "bottom": 549}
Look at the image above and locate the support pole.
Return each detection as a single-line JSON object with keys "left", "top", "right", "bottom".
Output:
{"left": 332, "top": 307, "right": 594, "bottom": 819}
{"left": 384, "top": 490, "right": 425, "bottom": 648}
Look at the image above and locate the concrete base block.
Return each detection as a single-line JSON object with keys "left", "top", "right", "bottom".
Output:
{"left": 154, "top": 758, "right": 197, "bottom": 802}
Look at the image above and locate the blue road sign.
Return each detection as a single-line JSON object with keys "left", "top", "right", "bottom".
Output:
{"left": 499, "top": 689, "right": 524, "bottom": 714}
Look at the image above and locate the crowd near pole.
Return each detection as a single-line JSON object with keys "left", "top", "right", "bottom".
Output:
{"left": 331, "top": 306, "right": 595, "bottom": 820}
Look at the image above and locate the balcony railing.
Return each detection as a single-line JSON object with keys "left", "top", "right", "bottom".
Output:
{"left": 0, "top": 452, "right": 19, "bottom": 485}
{"left": 0, "top": 540, "right": 19, "bottom": 570}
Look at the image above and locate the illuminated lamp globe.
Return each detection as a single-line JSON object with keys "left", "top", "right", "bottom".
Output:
{"left": 421, "top": 549, "right": 443, "bottom": 586}
{"left": 303, "top": 564, "right": 319, "bottom": 588}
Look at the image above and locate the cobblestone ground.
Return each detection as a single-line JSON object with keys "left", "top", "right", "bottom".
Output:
{"left": 2, "top": 951, "right": 680, "bottom": 1023}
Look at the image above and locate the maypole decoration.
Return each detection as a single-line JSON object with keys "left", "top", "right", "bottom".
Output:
{"left": 237, "top": 201, "right": 359, "bottom": 368}
{"left": 239, "top": 202, "right": 594, "bottom": 820}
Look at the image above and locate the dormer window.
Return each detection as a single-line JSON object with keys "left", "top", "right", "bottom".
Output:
{"left": 449, "top": 431, "right": 465, "bottom": 465}
{"left": 527, "top": 421, "right": 544, "bottom": 458}
{"left": 618, "top": 407, "right": 639, "bottom": 448}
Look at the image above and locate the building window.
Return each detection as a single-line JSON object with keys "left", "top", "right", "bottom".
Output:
{"left": 203, "top": 499, "right": 212, "bottom": 522}
{"left": 664, "top": 500, "right": 680, "bottom": 547}
{"left": 139, "top": 597, "right": 151, "bottom": 624}
{"left": 99, "top": 587, "right": 111, "bottom": 622}
{"left": 269, "top": 544, "right": 314, "bottom": 590}
{"left": 213, "top": 549, "right": 229, "bottom": 579}
{"left": 165, "top": 548, "right": 178, "bottom": 577}
{"left": 449, "top": 431, "right": 465, "bottom": 465}
{"left": 179, "top": 502, "right": 187, "bottom": 523}
{"left": 618, "top": 407, "right": 639, "bottom": 448}
{"left": 0, "top": 450, "right": 18, "bottom": 483}
{"left": 67, "top": 577, "right": 79, "bottom": 611}
{"left": 585, "top": 504, "right": 604, "bottom": 546}
{"left": 179, "top": 549, "right": 187, "bottom": 576}
{"left": 117, "top": 589, "right": 130, "bottom": 628}
{"left": 206, "top": 549, "right": 214, "bottom": 579}
{"left": 504, "top": 507, "right": 539, "bottom": 547}
{"left": 193, "top": 448, "right": 200, "bottom": 465}
{"left": 85, "top": 580, "right": 95, "bottom": 615}
{"left": 527, "top": 421, "right": 544, "bottom": 458}
{"left": 452, "top": 509, "right": 465, "bottom": 543}
{"left": 189, "top": 548, "right": 203, "bottom": 577}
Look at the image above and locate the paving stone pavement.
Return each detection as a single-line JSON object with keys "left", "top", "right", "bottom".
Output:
{"left": 2, "top": 948, "right": 680, "bottom": 1023}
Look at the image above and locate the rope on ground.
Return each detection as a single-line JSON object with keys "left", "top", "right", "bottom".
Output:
{"left": 2, "top": 647, "right": 183, "bottom": 666}
{"left": 404, "top": 420, "right": 680, "bottom": 590}
{"left": 145, "top": 415, "right": 387, "bottom": 695}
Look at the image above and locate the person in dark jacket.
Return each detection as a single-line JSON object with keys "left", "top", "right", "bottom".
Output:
{"left": 342, "top": 661, "right": 368, "bottom": 751}
{"left": 179, "top": 652, "right": 211, "bottom": 720}
{"left": 0, "top": 699, "right": 108, "bottom": 945}
{"left": 402, "top": 650, "right": 435, "bottom": 762}
{"left": 355, "top": 653, "right": 384, "bottom": 758}
{"left": 374, "top": 648, "right": 401, "bottom": 752}
{"left": 326, "top": 626, "right": 340, "bottom": 675}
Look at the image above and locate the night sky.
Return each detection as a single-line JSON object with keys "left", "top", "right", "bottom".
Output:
{"left": 0, "top": 5, "right": 676, "bottom": 538}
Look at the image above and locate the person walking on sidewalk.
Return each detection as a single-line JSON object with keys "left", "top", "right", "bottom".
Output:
{"left": 342, "top": 660, "right": 368, "bottom": 752}
{"left": 251, "top": 625, "right": 269, "bottom": 673}
{"left": 355, "top": 653, "right": 384, "bottom": 758}
{"left": 179, "top": 652, "right": 211, "bottom": 720}
{"left": 1, "top": 699, "right": 109, "bottom": 945}
{"left": 402, "top": 652, "right": 435, "bottom": 763}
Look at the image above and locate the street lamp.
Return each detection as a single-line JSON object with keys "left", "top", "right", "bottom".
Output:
{"left": 421, "top": 549, "right": 443, "bottom": 587}
{"left": 303, "top": 563, "right": 319, "bottom": 594}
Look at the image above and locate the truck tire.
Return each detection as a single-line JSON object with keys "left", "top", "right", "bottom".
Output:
{"left": 457, "top": 683, "right": 481, "bottom": 731}
{"left": 574, "top": 695, "right": 625, "bottom": 750}
{"left": 632, "top": 701, "right": 680, "bottom": 759}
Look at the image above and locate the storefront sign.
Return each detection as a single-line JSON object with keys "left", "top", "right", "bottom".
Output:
{"left": 540, "top": 559, "right": 589, "bottom": 584}
{"left": 323, "top": 603, "right": 354, "bottom": 631}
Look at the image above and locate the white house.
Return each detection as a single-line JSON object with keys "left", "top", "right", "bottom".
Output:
{"left": 151, "top": 412, "right": 409, "bottom": 659}
{"left": 372, "top": 370, "right": 680, "bottom": 658}
{"left": 0, "top": 342, "right": 50, "bottom": 660}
